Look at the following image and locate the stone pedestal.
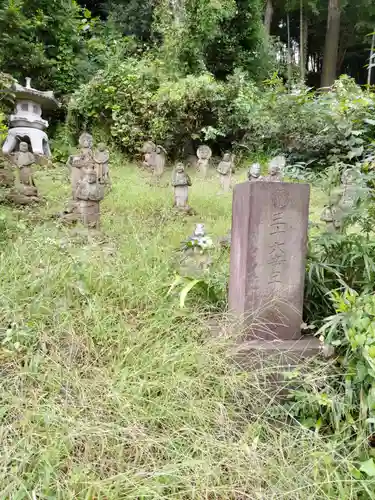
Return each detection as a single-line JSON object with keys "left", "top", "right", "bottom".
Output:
{"left": 229, "top": 181, "right": 310, "bottom": 343}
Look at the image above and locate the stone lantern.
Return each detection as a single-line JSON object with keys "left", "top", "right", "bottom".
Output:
{"left": 2, "top": 77, "right": 60, "bottom": 157}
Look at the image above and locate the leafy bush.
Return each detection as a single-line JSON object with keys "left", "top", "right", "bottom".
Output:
{"left": 68, "top": 56, "right": 228, "bottom": 155}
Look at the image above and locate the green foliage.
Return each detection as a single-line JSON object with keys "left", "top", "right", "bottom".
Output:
{"left": 232, "top": 75, "right": 375, "bottom": 160}
{"left": 68, "top": 57, "right": 229, "bottom": 154}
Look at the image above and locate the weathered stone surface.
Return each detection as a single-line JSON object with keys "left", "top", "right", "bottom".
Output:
{"left": 172, "top": 163, "right": 192, "bottom": 210}
{"left": 74, "top": 166, "right": 104, "bottom": 228}
{"left": 197, "top": 145, "right": 212, "bottom": 178}
{"left": 265, "top": 157, "right": 283, "bottom": 182}
{"left": 247, "top": 163, "right": 263, "bottom": 182}
{"left": 228, "top": 181, "right": 310, "bottom": 341}
{"left": 217, "top": 153, "right": 234, "bottom": 193}
{"left": 94, "top": 142, "right": 111, "bottom": 188}
{"left": 70, "top": 133, "right": 94, "bottom": 199}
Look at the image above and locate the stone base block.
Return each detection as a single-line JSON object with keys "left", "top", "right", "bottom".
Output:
{"left": 231, "top": 336, "right": 321, "bottom": 369}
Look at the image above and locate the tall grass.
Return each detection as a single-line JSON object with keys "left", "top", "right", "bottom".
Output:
{"left": 0, "top": 161, "right": 373, "bottom": 498}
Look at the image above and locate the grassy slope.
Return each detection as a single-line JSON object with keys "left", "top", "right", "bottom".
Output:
{"left": 0, "top": 161, "right": 369, "bottom": 499}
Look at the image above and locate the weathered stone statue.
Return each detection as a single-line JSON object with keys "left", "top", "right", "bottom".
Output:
{"left": 217, "top": 153, "right": 234, "bottom": 193}
{"left": 6, "top": 142, "right": 39, "bottom": 204}
{"left": 320, "top": 205, "right": 341, "bottom": 233}
{"left": 75, "top": 166, "right": 105, "bottom": 228}
{"left": 153, "top": 146, "right": 166, "bottom": 179}
{"left": 197, "top": 145, "right": 212, "bottom": 178}
{"left": 247, "top": 163, "right": 263, "bottom": 182}
{"left": 172, "top": 163, "right": 192, "bottom": 210}
{"left": 265, "top": 160, "right": 283, "bottom": 182}
{"left": 71, "top": 133, "right": 94, "bottom": 199}
{"left": 94, "top": 142, "right": 111, "bottom": 188}
{"left": 142, "top": 141, "right": 156, "bottom": 169}
{"left": 338, "top": 168, "right": 361, "bottom": 213}
{"left": 15, "top": 141, "right": 36, "bottom": 186}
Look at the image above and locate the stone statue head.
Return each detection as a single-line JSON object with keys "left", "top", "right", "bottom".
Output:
{"left": 176, "top": 163, "right": 185, "bottom": 173}
{"left": 197, "top": 145, "right": 212, "bottom": 160}
{"left": 223, "top": 153, "right": 231, "bottom": 162}
{"left": 269, "top": 163, "right": 280, "bottom": 176}
{"left": 19, "top": 141, "right": 29, "bottom": 153}
{"left": 249, "top": 163, "right": 261, "bottom": 178}
{"left": 194, "top": 223, "right": 205, "bottom": 237}
{"left": 79, "top": 132, "right": 93, "bottom": 149}
{"left": 142, "top": 141, "right": 156, "bottom": 154}
{"left": 97, "top": 142, "right": 106, "bottom": 152}
{"left": 84, "top": 166, "right": 97, "bottom": 184}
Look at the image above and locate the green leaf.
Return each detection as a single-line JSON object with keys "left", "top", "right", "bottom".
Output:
{"left": 179, "top": 279, "right": 200, "bottom": 308}
{"left": 167, "top": 275, "right": 183, "bottom": 297}
{"left": 360, "top": 459, "right": 375, "bottom": 477}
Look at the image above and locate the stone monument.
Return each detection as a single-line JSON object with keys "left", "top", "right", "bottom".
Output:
{"left": 217, "top": 153, "right": 234, "bottom": 193}
{"left": 2, "top": 77, "right": 59, "bottom": 158}
{"left": 75, "top": 166, "right": 105, "bottom": 228}
{"left": 197, "top": 145, "right": 212, "bottom": 178}
{"left": 172, "top": 163, "right": 192, "bottom": 210}
{"left": 94, "top": 142, "right": 111, "bottom": 188}
{"left": 229, "top": 181, "right": 312, "bottom": 347}
{"left": 247, "top": 163, "right": 263, "bottom": 182}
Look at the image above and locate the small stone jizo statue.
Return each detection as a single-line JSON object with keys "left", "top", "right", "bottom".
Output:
{"left": 7, "top": 142, "right": 40, "bottom": 204}
{"left": 172, "top": 163, "right": 192, "bottom": 210}
{"left": 197, "top": 145, "right": 212, "bottom": 178}
{"left": 217, "top": 153, "right": 234, "bottom": 193}
{"left": 153, "top": 145, "right": 167, "bottom": 180}
{"left": 15, "top": 141, "right": 37, "bottom": 187}
{"left": 94, "top": 142, "right": 111, "bottom": 189}
{"left": 265, "top": 160, "right": 283, "bottom": 182}
{"left": 75, "top": 166, "right": 105, "bottom": 228}
{"left": 71, "top": 132, "right": 94, "bottom": 199}
{"left": 247, "top": 163, "right": 263, "bottom": 182}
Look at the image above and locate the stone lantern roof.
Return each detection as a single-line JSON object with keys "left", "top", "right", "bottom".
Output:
{"left": 12, "top": 77, "right": 60, "bottom": 110}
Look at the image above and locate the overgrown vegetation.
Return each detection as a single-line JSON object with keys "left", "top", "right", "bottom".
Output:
{"left": 1, "top": 165, "right": 375, "bottom": 498}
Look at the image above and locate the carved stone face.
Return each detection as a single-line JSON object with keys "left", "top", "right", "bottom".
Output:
{"left": 250, "top": 163, "right": 261, "bottom": 177}
{"left": 82, "top": 139, "right": 90, "bottom": 149}
{"left": 223, "top": 153, "right": 231, "bottom": 162}
{"left": 269, "top": 164, "right": 279, "bottom": 176}
{"left": 19, "top": 142, "right": 28, "bottom": 153}
{"left": 176, "top": 164, "right": 184, "bottom": 173}
{"left": 83, "top": 167, "right": 97, "bottom": 184}
{"left": 98, "top": 142, "right": 106, "bottom": 151}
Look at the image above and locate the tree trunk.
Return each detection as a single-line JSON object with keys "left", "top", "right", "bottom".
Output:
{"left": 303, "top": 18, "right": 308, "bottom": 73}
{"left": 300, "top": 0, "right": 305, "bottom": 81}
{"left": 287, "top": 11, "right": 292, "bottom": 88}
{"left": 264, "top": 0, "right": 273, "bottom": 35}
{"left": 321, "top": 0, "right": 341, "bottom": 89}
{"left": 368, "top": 31, "right": 375, "bottom": 86}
